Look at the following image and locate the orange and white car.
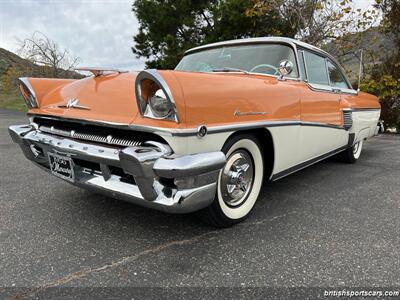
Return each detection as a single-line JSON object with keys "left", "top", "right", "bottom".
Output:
{"left": 9, "top": 37, "right": 380, "bottom": 227}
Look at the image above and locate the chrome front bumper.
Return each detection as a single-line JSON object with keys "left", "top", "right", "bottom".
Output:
{"left": 9, "top": 124, "right": 226, "bottom": 213}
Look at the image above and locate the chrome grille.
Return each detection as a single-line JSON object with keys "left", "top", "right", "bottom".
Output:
{"left": 39, "top": 125, "right": 142, "bottom": 147}
{"left": 343, "top": 111, "right": 353, "bottom": 130}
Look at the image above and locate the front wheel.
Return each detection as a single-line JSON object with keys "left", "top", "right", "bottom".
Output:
{"left": 198, "top": 134, "right": 264, "bottom": 227}
{"left": 339, "top": 139, "right": 363, "bottom": 163}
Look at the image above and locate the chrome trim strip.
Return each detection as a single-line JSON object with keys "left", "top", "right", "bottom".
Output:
{"left": 30, "top": 114, "right": 346, "bottom": 137}
{"left": 185, "top": 37, "right": 331, "bottom": 58}
{"left": 38, "top": 125, "right": 143, "bottom": 147}
{"left": 305, "top": 82, "right": 358, "bottom": 95}
{"left": 343, "top": 108, "right": 381, "bottom": 112}
{"left": 25, "top": 130, "right": 121, "bottom": 163}
{"left": 30, "top": 114, "right": 130, "bottom": 127}
{"left": 204, "top": 120, "right": 344, "bottom": 135}
{"left": 271, "top": 144, "right": 348, "bottom": 181}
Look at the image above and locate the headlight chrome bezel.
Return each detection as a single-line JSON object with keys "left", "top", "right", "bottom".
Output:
{"left": 135, "top": 69, "right": 180, "bottom": 123}
{"left": 18, "top": 77, "right": 39, "bottom": 109}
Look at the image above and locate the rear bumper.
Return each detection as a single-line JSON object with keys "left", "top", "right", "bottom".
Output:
{"left": 9, "top": 124, "right": 226, "bottom": 213}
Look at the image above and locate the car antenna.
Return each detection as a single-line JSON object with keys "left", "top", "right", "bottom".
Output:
{"left": 357, "top": 49, "right": 363, "bottom": 93}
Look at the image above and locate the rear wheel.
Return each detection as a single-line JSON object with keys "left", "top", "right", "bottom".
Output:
{"left": 339, "top": 139, "right": 363, "bottom": 163}
{"left": 198, "top": 134, "right": 264, "bottom": 227}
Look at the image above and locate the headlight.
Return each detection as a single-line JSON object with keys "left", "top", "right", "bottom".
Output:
{"left": 148, "top": 89, "right": 172, "bottom": 118}
{"left": 18, "top": 77, "right": 38, "bottom": 108}
{"left": 135, "top": 69, "right": 179, "bottom": 122}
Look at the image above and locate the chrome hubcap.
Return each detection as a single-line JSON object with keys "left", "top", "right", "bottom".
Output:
{"left": 220, "top": 150, "right": 254, "bottom": 207}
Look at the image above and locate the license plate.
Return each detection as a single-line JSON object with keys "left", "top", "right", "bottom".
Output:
{"left": 48, "top": 152, "right": 75, "bottom": 182}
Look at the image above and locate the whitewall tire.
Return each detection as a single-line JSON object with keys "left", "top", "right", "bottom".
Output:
{"left": 339, "top": 139, "right": 363, "bottom": 163}
{"left": 198, "top": 134, "right": 264, "bottom": 227}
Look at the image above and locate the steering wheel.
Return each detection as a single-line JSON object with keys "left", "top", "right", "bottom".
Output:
{"left": 250, "top": 64, "right": 279, "bottom": 75}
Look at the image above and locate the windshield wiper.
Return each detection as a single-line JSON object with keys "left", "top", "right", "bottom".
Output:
{"left": 211, "top": 67, "right": 249, "bottom": 74}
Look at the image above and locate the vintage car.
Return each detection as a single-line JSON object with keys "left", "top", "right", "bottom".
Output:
{"left": 9, "top": 37, "right": 380, "bottom": 227}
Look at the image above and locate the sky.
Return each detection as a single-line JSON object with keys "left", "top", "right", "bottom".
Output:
{"left": 0, "top": 0, "right": 376, "bottom": 71}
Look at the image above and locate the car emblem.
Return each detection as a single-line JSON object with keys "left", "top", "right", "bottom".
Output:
{"left": 58, "top": 98, "right": 90, "bottom": 110}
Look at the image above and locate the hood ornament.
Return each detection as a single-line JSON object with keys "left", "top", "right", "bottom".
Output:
{"left": 58, "top": 98, "right": 90, "bottom": 110}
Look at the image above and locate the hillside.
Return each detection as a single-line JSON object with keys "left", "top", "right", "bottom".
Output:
{"left": 323, "top": 27, "right": 394, "bottom": 84}
{"left": 0, "top": 48, "right": 41, "bottom": 76}
{"left": 0, "top": 47, "right": 82, "bottom": 79}
{"left": 0, "top": 47, "right": 82, "bottom": 111}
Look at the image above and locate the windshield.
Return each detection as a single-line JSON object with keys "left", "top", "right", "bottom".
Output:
{"left": 175, "top": 43, "right": 298, "bottom": 77}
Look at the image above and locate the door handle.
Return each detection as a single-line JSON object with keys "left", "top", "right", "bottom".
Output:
{"left": 332, "top": 88, "right": 341, "bottom": 94}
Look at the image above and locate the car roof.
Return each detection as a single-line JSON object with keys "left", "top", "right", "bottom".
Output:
{"left": 185, "top": 37, "right": 331, "bottom": 58}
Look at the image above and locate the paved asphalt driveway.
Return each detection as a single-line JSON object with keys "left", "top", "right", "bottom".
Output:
{"left": 1, "top": 109, "right": 399, "bottom": 299}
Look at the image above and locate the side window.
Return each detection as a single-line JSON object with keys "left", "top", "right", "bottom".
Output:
{"left": 327, "top": 60, "right": 349, "bottom": 89}
{"left": 303, "top": 51, "right": 329, "bottom": 85}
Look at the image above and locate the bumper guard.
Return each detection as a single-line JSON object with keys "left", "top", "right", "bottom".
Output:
{"left": 9, "top": 124, "right": 226, "bottom": 213}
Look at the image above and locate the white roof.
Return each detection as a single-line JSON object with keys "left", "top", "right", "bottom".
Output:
{"left": 185, "top": 36, "right": 331, "bottom": 59}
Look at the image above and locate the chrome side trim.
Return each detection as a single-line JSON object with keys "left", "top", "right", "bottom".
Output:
{"left": 271, "top": 144, "right": 348, "bottom": 181}
{"left": 30, "top": 114, "right": 346, "bottom": 137}
{"left": 343, "top": 108, "right": 381, "bottom": 112}
{"left": 306, "top": 82, "right": 358, "bottom": 95}
{"left": 203, "top": 120, "right": 344, "bottom": 135}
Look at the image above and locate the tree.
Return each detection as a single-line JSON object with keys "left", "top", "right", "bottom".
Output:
{"left": 17, "top": 32, "right": 80, "bottom": 78}
{"left": 0, "top": 66, "right": 21, "bottom": 93}
{"left": 248, "top": 0, "right": 377, "bottom": 47}
{"left": 132, "top": 0, "right": 310, "bottom": 69}
{"left": 361, "top": 0, "right": 400, "bottom": 132}
{"left": 132, "top": 0, "right": 375, "bottom": 69}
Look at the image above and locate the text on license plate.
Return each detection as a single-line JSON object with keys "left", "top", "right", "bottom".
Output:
{"left": 48, "top": 152, "right": 75, "bottom": 182}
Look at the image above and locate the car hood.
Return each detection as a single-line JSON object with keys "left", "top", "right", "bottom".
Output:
{"left": 30, "top": 72, "right": 139, "bottom": 125}
{"left": 29, "top": 70, "right": 300, "bottom": 129}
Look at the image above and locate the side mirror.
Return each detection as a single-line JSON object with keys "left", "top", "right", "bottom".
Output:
{"left": 278, "top": 60, "right": 294, "bottom": 80}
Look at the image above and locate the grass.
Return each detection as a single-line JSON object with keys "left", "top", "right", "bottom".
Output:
{"left": 0, "top": 89, "right": 27, "bottom": 111}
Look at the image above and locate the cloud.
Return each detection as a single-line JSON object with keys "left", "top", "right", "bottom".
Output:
{"left": 0, "top": 0, "right": 145, "bottom": 70}
{"left": 0, "top": 0, "right": 375, "bottom": 71}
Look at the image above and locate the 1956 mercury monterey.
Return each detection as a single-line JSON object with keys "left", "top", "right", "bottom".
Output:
{"left": 9, "top": 37, "right": 380, "bottom": 227}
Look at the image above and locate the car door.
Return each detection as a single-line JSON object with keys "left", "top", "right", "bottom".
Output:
{"left": 298, "top": 49, "right": 348, "bottom": 162}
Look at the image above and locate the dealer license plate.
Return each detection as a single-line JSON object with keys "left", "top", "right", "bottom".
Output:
{"left": 48, "top": 152, "right": 75, "bottom": 182}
